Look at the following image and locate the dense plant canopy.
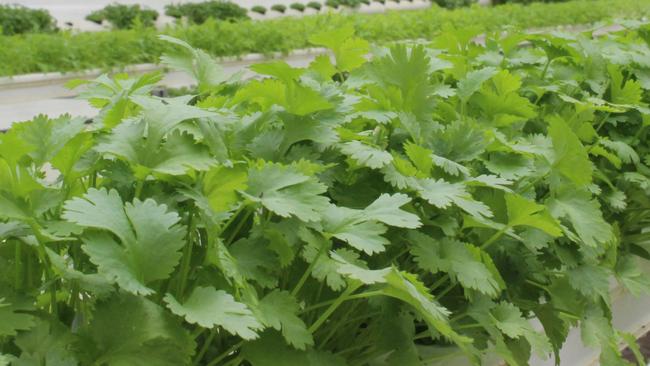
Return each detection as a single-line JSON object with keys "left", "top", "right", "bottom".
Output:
{"left": 0, "top": 4, "right": 56, "bottom": 35}
{"left": 85, "top": 4, "right": 159, "bottom": 30}
{"left": 2, "top": 21, "right": 650, "bottom": 366}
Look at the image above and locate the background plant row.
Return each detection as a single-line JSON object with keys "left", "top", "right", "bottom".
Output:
{"left": 0, "top": 0, "right": 571, "bottom": 35}
{"left": 0, "top": 0, "right": 649, "bottom": 77}
{"left": 2, "top": 18, "right": 650, "bottom": 366}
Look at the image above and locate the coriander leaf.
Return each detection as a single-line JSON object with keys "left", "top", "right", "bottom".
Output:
{"left": 362, "top": 193, "right": 421, "bottom": 229}
{"left": 78, "top": 293, "right": 194, "bottom": 366}
{"left": 309, "top": 25, "right": 369, "bottom": 72}
{"left": 567, "top": 265, "right": 611, "bottom": 302}
{"left": 14, "top": 318, "right": 78, "bottom": 366}
{"left": 615, "top": 256, "right": 650, "bottom": 296}
{"left": 331, "top": 252, "right": 391, "bottom": 284}
{"left": 415, "top": 179, "right": 492, "bottom": 218}
{"left": 548, "top": 188, "right": 613, "bottom": 248}
{"left": 409, "top": 233, "right": 501, "bottom": 296}
{"left": 547, "top": 116, "right": 592, "bottom": 186}
{"left": 164, "top": 287, "right": 262, "bottom": 339}
{"left": 457, "top": 67, "right": 498, "bottom": 102}
{"left": 203, "top": 165, "right": 248, "bottom": 213}
{"left": 491, "top": 302, "right": 531, "bottom": 338}
{"left": 0, "top": 293, "right": 35, "bottom": 337}
{"left": 505, "top": 193, "right": 562, "bottom": 237}
{"left": 340, "top": 141, "right": 393, "bottom": 169}
{"left": 11, "top": 115, "right": 86, "bottom": 166}
{"left": 245, "top": 161, "right": 329, "bottom": 222}
{"left": 243, "top": 332, "right": 346, "bottom": 366}
{"left": 63, "top": 188, "right": 186, "bottom": 295}
{"left": 257, "top": 290, "right": 313, "bottom": 349}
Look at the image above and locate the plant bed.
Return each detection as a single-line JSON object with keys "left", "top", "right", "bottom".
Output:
{"left": 2, "top": 0, "right": 650, "bottom": 77}
{"left": 1, "top": 22, "right": 650, "bottom": 366}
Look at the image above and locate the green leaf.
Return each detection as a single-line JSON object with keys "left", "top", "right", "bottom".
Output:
{"left": 203, "top": 165, "right": 248, "bottom": 213}
{"left": 164, "top": 286, "right": 262, "bottom": 339}
{"left": 79, "top": 293, "right": 194, "bottom": 366}
{"left": 96, "top": 123, "right": 216, "bottom": 177}
{"left": 340, "top": 141, "right": 393, "bottom": 169}
{"left": 567, "top": 265, "right": 611, "bottom": 301}
{"left": 332, "top": 252, "right": 391, "bottom": 284}
{"left": 13, "top": 318, "right": 78, "bottom": 366}
{"left": 609, "top": 64, "right": 643, "bottom": 105}
{"left": 615, "top": 255, "right": 650, "bottom": 296}
{"left": 0, "top": 293, "right": 35, "bottom": 337}
{"left": 505, "top": 193, "right": 562, "bottom": 237}
{"left": 257, "top": 290, "right": 313, "bottom": 349}
{"left": 245, "top": 161, "right": 330, "bottom": 222}
{"left": 548, "top": 188, "right": 613, "bottom": 248}
{"left": 457, "top": 67, "right": 498, "bottom": 102}
{"left": 63, "top": 188, "right": 186, "bottom": 295}
{"left": 159, "top": 35, "right": 227, "bottom": 91}
{"left": 547, "top": 116, "right": 592, "bottom": 186}
{"left": 322, "top": 194, "right": 418, "bottom": 255}
{"left": 10, "top": 115, "right": 86, "bottom": 166}
{"left": 309, "top": 25, "right": 369, "bottom": 72}
{"left": 250, "top": 61, "right": 305, "bottom": 83}
{"left": 243, "top": 332, "right": 346, "bottom": 366}
{"left": 361, "top": 193, "right": 421, "bottom": 229}
{"left": 415, "top": 179, "right": 492, "bottom": 218}
{"left": 410, "top": 232, "right": 502, "bottom": 296}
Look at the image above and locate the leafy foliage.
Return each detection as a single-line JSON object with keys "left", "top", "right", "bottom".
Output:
{"left": 164, "top": 1, "right": 249, "bottom": 24}
{"left": 0, "top": 4, "right": 56, "bottom": 35}
{"left": 2, "top": 23, "right": 650, "bottom": 366}
{"left": 85, "top": 4, "right": 159, "bottom": 29}
{"left": 3, "top": 0, "right": 650, "bottom": 76}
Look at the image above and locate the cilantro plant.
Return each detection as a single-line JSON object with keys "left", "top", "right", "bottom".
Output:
{"left": 2, "top": 22, "right": 650, "bottom": 366}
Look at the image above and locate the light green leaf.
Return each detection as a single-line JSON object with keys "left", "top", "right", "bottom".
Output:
{"left": 63, "top": 188, "right": 186, "bottom": 295}
{"left": 257, "top": 290, "right": 313, "bottom": 349}
{"left": 340, "top": 141, "right": 393, "bottom": 169}
{"left": 410, "top": 232, "right": 502, "bottom": 296}
{"left": 0, "top": 293, "right": 35, "bottom": 337}
{"left": 164, "top": 286, "right": 262, "bottom": 339}
{"left": 203, "top": 165, "right": 248, "bottom": 213}
{"left": 548, "top": 116, "right": 592, "bottom": 186}
{"left": 245, "top": 162, "right": 329, "bottom": 222}
{"left": 332, "top": 252, "right": 391, "bottom": 284}
{"left": 362, "top": 193, "right": 421, "bottom": 229}
{"left": 457, "top": 67, "right": 498, "bottom": 102}
{"left": 80, "top": 293, "right": 194, "bottom": 366}
{"left": 415, "top": 179, "right": 492, "bottom": 218}
{"left": 505, "top": 193, "right": 562, "bottom": 237}
{"left": 548, "top": 188, "right": 613, "bottom": 248}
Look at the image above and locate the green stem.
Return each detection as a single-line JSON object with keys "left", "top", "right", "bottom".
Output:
{"left": 223, "top": 355, "right": 244, "bottom": 366}
{"left": 525, "top": 279, "right": 548, "bottom": 291}
{"left": 595, "top": 112, "right": 612, "bottom": 132}
{"left": 301, "top": 290, "right": 383, "bottom": 314}
{"left": 193, "top": 329, "right": 217, "bottom": 366}
{"left": 176, "top": 212, "right": 195, "bottom": 298}
{"left": 318, "top": 302, "right": 360, "bottom": 349}
{"left": 28, "top": 221, "right": 58, "bottom": 315}
{"left": 540, "top": 58, "right": 552, "bottom": 80}
{"left": 291, "top": 240, "right": 327, "bottom": 297}
{"left": 481, "top": 225, "right": 510, "bottom": 250}
{"left": 456, "top": 323, "right": 484, "bottom": 330}
{"left": 438, "top": 227, "right": 510, "bottom": 300}
{"left": 14, "top": 242, "right": 22, "bottom": 291}
{"left": 308, "top": 284, "right": 363, "bottom": 334}
{"left": 134, "top": 179, "right": 144, "bottom": 199}
{"left": 224, "top": 209, "right": 252, "bottom": 245}
{"left": 206, "top": 340, "right": 244, "bottom": 366}
{"left": 429, "top": 274, "right": 449, "bottom": 292}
